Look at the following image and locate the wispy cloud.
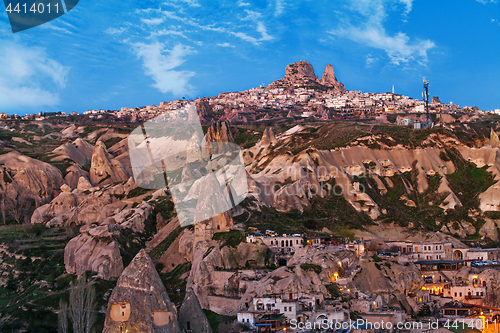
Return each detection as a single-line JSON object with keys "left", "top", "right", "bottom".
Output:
{"left": 217, "top": 42, "right": 235, "bottom": 47}
{"left": 105, "top": 27, "right": 127, "bottom": 35}
{"left": 330, "top": 0, "right": 434, "bottom": 66}
{"left": 141, "top": 17, "right": 166, "bottom": 25}
{"left": 0, "top": 41, "right": 68, "bottom": 110}
{"left": 131, "top": 42, "right": 195, "bottom": 96}
{"left": 135, "top": 6, "right": 274, "bottom": 46}
{"left": 366, "top": 53, "right": 378, "bottom": 66}
{"left": 40, "top": 22, "right": 73, "bottom": 34}
{"left": 275, "top": 0, "right": 285, "bottom": 16}
{"left": 163, "top": 0, "right": 201, "bottom": 8}
{"left": 476, "top": 0, "right": 497, "bottom": 4}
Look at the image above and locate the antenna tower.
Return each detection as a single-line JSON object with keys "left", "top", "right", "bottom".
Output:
{"left": 423, "top": 79, "right": 430, "bottom": 122}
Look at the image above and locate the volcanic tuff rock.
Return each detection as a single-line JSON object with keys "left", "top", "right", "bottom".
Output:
{"left": 204, "top": 120, "right": 235, "bottom": 144}
{"left": 241, "top": 126, "right": 500, "bottom": 234}
{"left": 177, "top": 288, "right": 212, "bottom": 333}
{"left": 89, "top": 141, "right": 130, "bottom": 186}
{"left": 269, "top": 60, "right": 346, "bottom": 92}
{"left": 64, "top": 226, "right": 123, "bottom": 280}
{"left": 102, "top": 249, "right": 181, "bottom": 333}
{"left": 195, "top": 97, "right": 212, "bottom": 117}
{"left": 320, "top": 64, "right": 346, "bottom": 94}
{"left": 51, "top": 138, "right": 94, "bottom": 166}
{"left": 353, "top": 259, "right": 423, "bottom": 295}
{"left": 64, "top": 165, "right": 90, "bottom": 190}
{"left": 0, "top": 151, "right": 64, "bottom": 202}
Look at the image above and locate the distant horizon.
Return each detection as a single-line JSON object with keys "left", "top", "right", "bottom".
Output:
{"left": 1, "top": 0, "right": 499, "bottom": 115}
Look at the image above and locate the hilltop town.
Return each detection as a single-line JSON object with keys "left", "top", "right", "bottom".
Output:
{"left": 84, "top": 61, "right": 491, "bottom": 127}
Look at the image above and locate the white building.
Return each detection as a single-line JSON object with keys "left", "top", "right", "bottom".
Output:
{"left": 387, "top": 241, "right": 453, "bottom": 261}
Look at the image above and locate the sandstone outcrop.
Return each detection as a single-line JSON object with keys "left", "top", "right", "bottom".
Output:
{"left": 102, "top": 249, "right": 181, "bottom": 333}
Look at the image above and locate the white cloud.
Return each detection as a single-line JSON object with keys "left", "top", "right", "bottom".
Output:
{"left": 136, "top": 6, "right": 274, "bottom": 46}
{"left": 230, "top": 10, "right": 274, "bottom": 45}
{"left": 39, "top": 22, "right": 72, "bottom": 34}
{"left": 331, "top": 0, "right": 434, "bottom": 66}
{"left": 132, "top": 42, "right": 195, "bottom": 96}
{"left": 0, "top": 41, "right": 68, "bottom": 110}
{"left": 366, "top": 53, "right": 378, "bottom": 66}
{"left": 141, "top": 17, "right": 166, "bottom": 25}
{"left": 217, "top": 42, "right": 235, "bottom": 47}
{"left": 237, "top": 0, "right": 250, "bottom": 6}
{"left": 476, "top": 0, "right": 497, "bottom": 4}
{"left": 398, "top": 0, "right": 413, "bottom": 16}
{"left": 149, "top": 28, "right": 188, "bottom": 39}
{"left": 163, "top": 0, "right": 201, "bottom": 7}
{"left": 275, "top": 0, "right": 285, "bottom": 16}
{"left": 105, "top": 27, "right": 127, "bottom": 35}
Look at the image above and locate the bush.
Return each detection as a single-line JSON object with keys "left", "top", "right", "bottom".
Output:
{"left": 212, "top": 230, "right": 244, "bottom": 248}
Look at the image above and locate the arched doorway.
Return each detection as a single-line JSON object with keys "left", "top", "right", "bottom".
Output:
{"left": 454, "top": 250, "right": 463, "bottom": 260}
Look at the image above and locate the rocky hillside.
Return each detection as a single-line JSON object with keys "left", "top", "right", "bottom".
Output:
{"left": 236, "top": 121, "right": 500, "bottom": 244}
{"left": 2, "top": 110, "right": 500, "bottom": 331}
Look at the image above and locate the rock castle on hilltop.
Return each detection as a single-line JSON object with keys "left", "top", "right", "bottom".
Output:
{"left": 269, "top": 60, "right": 346, "bottom": 94}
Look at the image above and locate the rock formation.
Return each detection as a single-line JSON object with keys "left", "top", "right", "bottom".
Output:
{"left": 270, "top": 60, "right": 319, "bottom": 88}
{"left": 64, "top": 225, "right": 123, "bottom": 280}
{"left": 204, "top": 120, "right": 235, "bottom": 145}
{"left": 64, "top": 165, "right": 90, "bottom": 190}
{"left": 102, "top": 249, "right": 181, "bottom": 333}
{"left": 0, "top": 151, "right": 64, "bottom": 202}
{"left": 269, "top": 61, "right": 346, "bottom": 93}
{"left": 195, "top": 97, "right": 213, "bottom": 118}
{"left": 89, "top": 141, "right": 130, "bottom": 186}
{"left": 178, "top": 288, "right": 212, "bottom": 333}
{"left": 51, "top": 138, "right": 94, "bottom": 166}
{"left": 320, "top": 64, "right": 346, "bottom": 94}
{"left": 260, "top": 128, "right": 277, "bottom": 147}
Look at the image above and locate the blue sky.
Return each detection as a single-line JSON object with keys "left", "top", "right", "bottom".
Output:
{"left": 0, "top": 0, "right": 499, "bottom": 115}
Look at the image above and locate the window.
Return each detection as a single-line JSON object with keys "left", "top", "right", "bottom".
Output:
{"left": 460, "top": 292, "right": 462, "bottom": 297}
{"left": 110, "top": 303, "right": 130, "bottom": 322}
{"left": 455, "top": 292, "right": 457, "bottom": 297}
{"left": 152, "top": 311, "right": 173, "bottom": 326}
